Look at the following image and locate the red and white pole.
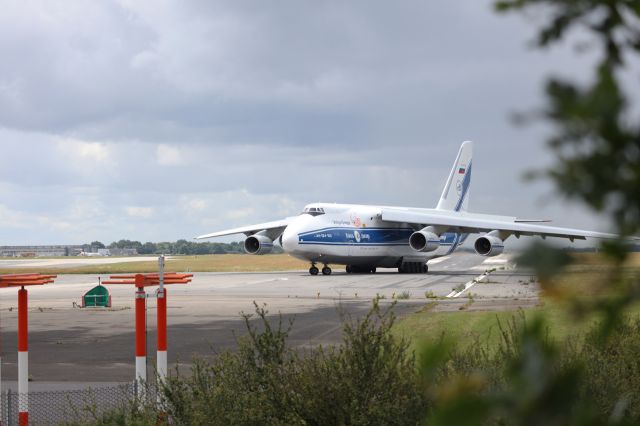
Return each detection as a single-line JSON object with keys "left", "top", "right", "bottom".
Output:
{"left": 0, "top": 353, "right": 2, "bottom": 426}
{"left": 135, "top": 285, "right": 146, "bottom": 398}
{"left": 157, "top": 255, "right": 167, "bottom": 391}
{"left": 156, "top": 289, "right": 167, "bottom": 374}
{"left": 157, "top": 288, "right": 167, "bottom": 399}
{"left": 18, "top": 287, "right": 28, "bottom": 426}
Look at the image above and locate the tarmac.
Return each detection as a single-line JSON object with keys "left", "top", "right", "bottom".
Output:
{"left": 0, "top": 251, "right": 538, "bottom": 388}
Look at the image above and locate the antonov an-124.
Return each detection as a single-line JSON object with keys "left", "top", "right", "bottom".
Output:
{"left": 196, "top": 141, "right": 625, "bottom": 275}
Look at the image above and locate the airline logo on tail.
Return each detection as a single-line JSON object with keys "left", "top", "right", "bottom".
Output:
{"left": 436, "top": 141, "right": 472, "bottom": 212}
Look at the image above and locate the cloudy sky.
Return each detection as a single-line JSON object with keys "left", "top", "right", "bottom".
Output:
{"left": 0, "top": 0, "right": 612, "bottom": 245}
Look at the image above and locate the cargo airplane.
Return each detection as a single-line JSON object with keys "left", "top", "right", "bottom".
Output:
{"left": 196, "top": 141, "right": 624, "bottom": 275}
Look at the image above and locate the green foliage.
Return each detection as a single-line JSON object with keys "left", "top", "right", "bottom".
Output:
{"left": 422, "top": 313, "right": 640, "bottom": 425}
{"left": 425, "top": 290, "right": 438, "bottom": 299}
{"left": 90, "top": 241, "right": 105, "bottom": 249}
{"left": 495, "top": 0, "right": 640, "bottom": 382}
{"left": 397, "top": 290, "right": 412, "bottom": 299}
{"left": 158, "top": 301, "right": 424, "bottom": 425}
{"left": 72, "top": 304, "right": 640, "bottom": 425}
{"left": 65, "top": 394, "right": 157, "bottom": 425}
{"left": 294, "top": 301, "right": 424, "bottom": 425}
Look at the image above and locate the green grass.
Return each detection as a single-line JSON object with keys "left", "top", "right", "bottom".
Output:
{"left": 394, "top": 304, "right": 549, "bottom": 353}
{"left": 393, "top": 300, "right": 640, "bottom": 353}
{"left": 394, "top": 255, "right": 640, "bottom": 351}
{"left": 0, "top": 254, "right": 310, "bottom": 274}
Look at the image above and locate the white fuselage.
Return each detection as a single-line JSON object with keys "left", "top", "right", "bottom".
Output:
{"left": 280, "top": 203, "right": 466, "bottom": 268}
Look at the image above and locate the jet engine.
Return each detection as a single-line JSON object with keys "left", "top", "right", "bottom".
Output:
{"left": 244, "top": 234, "right": 274, "bottom": 255}
{"left": 474, "top": 234, "right": 504, "bottom": 256}
{"left": 409, "top": 229, "right": 440, "bottom": 252}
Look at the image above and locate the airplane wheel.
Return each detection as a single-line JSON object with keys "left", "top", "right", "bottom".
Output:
{"left": 370, "top": 267, "right": 377, "bottom": 273}
{"left": 309, "top": 266, "right": 319, "bottom": 275}
{"left": 422, "top": 264, "right": 428, "bottom": 273}
{"left": 322, "top": 266, "right": 332, "bottom": 275}
{"left": 346, "top": 265, "right": 352, "bottom": 274}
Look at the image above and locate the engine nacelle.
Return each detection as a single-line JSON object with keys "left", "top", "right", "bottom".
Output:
{"left": 474, "top": 235, "right": 504, "bottom": 256}
{"left": 409, "top": 230, "right": 440, "bottom": 252}
{"left": 244, "top": 235, "right": 274, "bottom": 255}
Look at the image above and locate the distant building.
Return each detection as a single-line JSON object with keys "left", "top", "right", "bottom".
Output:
{"left": 108, "top": 248, "right": 138, "bottom": 256}
{"left": 0, "top": 245, "right": 84, "bottom": 257}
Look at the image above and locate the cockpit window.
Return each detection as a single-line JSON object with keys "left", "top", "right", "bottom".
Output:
{"left": 300, "top": 207, "right": 325, "bottom": 216}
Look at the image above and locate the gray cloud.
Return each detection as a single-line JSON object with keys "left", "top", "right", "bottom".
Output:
{"left": 0, "top": 0, "right": 615, "bottom": 244}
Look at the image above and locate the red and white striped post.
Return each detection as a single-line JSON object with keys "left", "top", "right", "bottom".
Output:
{"left": 1, "top": 298, "right": 3, "bottom": 426}
{"left": 18, "top": 287, "right": 28, "bottom": 426}
{"left": 0, "top": 274, "right": 54, "bottom": 425}
{"left": 102, "top": 270, "right": 191, "bottom": 404}
{"left": 135, "top": 275, "right": 147, "bottom": 399}
{"left": 157, "top": 256, "right": 167, "bottom": 392}
{"left": 156, "top": 290, "right": 167, "bottom": 380}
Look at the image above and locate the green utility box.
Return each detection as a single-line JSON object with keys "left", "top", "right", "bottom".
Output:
{"left": 82, "top": 284, "right": 111, "bottom": 308}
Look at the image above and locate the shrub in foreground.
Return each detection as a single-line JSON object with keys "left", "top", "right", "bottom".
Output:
{"left": 161, "top": 300, "right": 424, "bottom": 425}
{"left": 71, "top": 304, "right": 640, "bottom": 425}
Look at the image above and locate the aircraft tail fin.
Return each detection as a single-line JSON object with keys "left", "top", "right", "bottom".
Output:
{"left": 436, "top": 141, "right": 472, "bottom": 212}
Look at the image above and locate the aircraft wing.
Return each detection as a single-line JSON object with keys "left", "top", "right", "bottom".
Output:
{"left": 195, "top": 217, "right": 293, "bottom": 240}
{"left": 381, "top": 208, "right": 627, "bottom": 241}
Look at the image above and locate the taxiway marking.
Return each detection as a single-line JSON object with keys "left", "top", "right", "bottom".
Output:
{"left": 446, "top": 272, "right": 489, "bottom": 298}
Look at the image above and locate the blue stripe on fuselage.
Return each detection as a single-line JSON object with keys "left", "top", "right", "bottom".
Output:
{"left": 298, "top": 227, "right": 413, "bottom": 245}
{"left": 297, "top": 227, "right": 468, "bottom": 248}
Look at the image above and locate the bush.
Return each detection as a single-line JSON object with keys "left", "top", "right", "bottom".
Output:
{"left": 428, "top": 312, "right": 640, "bottom": 425}
{"left": 159, "top": 300, "right": 424, "bottom": 425}
{"left": 80, "top": 305, "right": 640, "bottom": 425}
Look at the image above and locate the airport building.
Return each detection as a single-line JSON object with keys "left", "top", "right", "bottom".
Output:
{"left": 0, "top": 245, "right": 140, "bottom": 257}
{"left": 0, "top": 245, "right": 85, "bottom": 257}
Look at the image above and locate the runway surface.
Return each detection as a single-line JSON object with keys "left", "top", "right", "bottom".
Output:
{"left": 0, "top": 252, "right": 538, "bottom": 386}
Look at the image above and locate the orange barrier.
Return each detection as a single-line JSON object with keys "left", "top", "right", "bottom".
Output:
{"left": 102, "top": 272, "right": 192, "bottom": 399}
{"left": 0, "top": 274, "right": 56, "bottom": 426}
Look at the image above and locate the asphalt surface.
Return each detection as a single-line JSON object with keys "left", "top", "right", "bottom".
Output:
{"left": 0, "top": 251, "right": 538, "bottom": 388}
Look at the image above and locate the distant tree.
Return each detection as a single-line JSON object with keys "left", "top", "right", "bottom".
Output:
{"left": 139, "top": 242, "right": 157, "bottom": 255}
{"left": 90, "top": 241, "right": 105, "bottom": 249}
{"left": 109, "top": 239, "right": 143, "bottom": 250}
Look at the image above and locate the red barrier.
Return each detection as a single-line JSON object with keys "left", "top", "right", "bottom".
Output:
{"left": 0, "top": 274, "right": 56, "bottom": 425}
{"left": 102, "top": 272, "right": 192, "bottom": 397}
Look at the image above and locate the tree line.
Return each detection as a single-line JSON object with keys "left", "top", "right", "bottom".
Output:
{"left": 86, "top": 239, "right": 249, "bottom": 255}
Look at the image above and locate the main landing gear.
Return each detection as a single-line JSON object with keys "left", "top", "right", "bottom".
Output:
{"left": 309, "top": 263, "right": 332, "bottom": 275}
{"left": 346, "top": 265, "right": 377, "bottom": 274}
{"left": 398, "top": 262, "right": 428, "bottom": 274}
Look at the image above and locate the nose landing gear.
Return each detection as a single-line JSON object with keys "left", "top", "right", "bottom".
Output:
{"left": 309, "top": 263, "right": 332, "bottom": 275}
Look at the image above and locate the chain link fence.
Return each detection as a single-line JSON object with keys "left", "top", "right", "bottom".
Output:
{"left": 0, "top": 382, "right": 159, "bottom": 425}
